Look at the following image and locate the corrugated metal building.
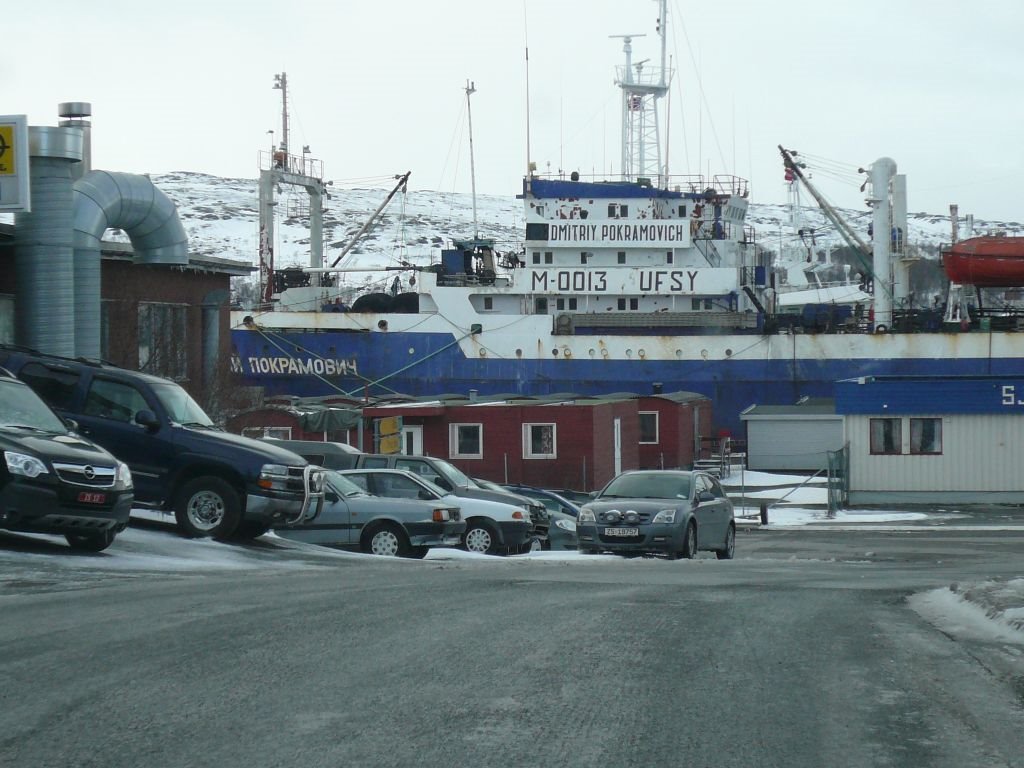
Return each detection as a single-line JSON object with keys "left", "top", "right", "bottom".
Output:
{"left": 740, "top": 398, "right": 843, "bottom": 471}
{"left": 836, "top": 375, "right": 1024, "bottom": 504}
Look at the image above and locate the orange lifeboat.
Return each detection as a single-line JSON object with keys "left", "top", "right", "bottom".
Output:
{"left": 942, "top": 236, "right": 1024, "bottom": 287}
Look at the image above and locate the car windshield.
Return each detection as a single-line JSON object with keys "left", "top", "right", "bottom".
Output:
{"left": 600, "top": 472, "right": 691, "bottom": 500}
{"left": 152, "top": 382, "right": 215, "bottom": 427}
{"left": 0, "top": 381, "right": 67, "bottom": 433}
{"left": 432, "top": 458, "right": 472, "bottom": 487}
{"left": 327, "top": 471, "right": 366, "bottom": 497}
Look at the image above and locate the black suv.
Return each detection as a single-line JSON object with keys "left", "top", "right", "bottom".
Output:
{"left": 0, "top": 345, "right": 324, "bottom": 541}
{"left": 0, "top": 368, "right": 134, "bottom": 551}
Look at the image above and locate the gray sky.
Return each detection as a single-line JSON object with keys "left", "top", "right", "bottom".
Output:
{"left": 5, "top": 0, "right": 1023, "bottom": 222}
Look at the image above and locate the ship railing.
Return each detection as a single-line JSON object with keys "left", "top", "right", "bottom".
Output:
{"left": 614, "top": 65, "right": 672, "bottom": 88}
{"left": 258, "top": 149, "right": 325, "bottom": 181}
{"left": 666, "top": 174, "right": 749, "bottom": 198}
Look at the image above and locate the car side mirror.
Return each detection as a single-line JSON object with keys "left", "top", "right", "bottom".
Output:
{"left": 63, "top": 417, "right": 80, "bottom": 433}
{"left": 698, "top": 490, "right": 715, "bottom": 503}
{"left": 325, "top": 490, "right": 340, "bottom": 503}
{"left": 418, "top": 490, "right": 433, "bottom": 500}
{"left": 134, "top": 409, "right": 160, "bottom": 432}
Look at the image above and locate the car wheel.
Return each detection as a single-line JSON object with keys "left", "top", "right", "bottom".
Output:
{"left": 362, "top": 523, "right": 412, "bottom": 557}
{"left": 65, "top": 529, "right": 116, "bottom": 553}
{"left": 716, "top": 523, "right": 736, "bottom": 560}
{"left": 232, "top": 520, "right": 272, "bottom": 540}
{"left": 174, "top": 477, "right": 242, "bottom": 539}
{"left": 679, "top": 521, "right": 697, "bottom": 559}
{"left": 463, "top": 520, "right": 500, "bottom": 555}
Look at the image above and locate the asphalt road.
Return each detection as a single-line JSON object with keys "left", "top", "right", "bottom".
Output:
{"left": 1, "top": 525, "right": 1022, "bottom": 768}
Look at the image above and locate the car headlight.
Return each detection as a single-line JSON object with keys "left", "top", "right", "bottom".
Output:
{"left": 114, "top": 461, "right": 134, "bottom": 490}
{"left": 555, "top": 518, "right": 576, "bottom": 532}
{"left": 258, "top": 463, "right": 292, "bottom": 491}
{"left": 4, "top": 451, "right": 49, "bottom": 478}
{"left": 652, "top": 508, "right": 677, "bottom": 523}
{"left": 578, "top": 508, "right": 595, "bottom": 522}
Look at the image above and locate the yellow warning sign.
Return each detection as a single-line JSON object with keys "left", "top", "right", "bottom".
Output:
{"left": 378, "top": 434, "right": 402, "bottom": 454}
{"left": 377, "top": 416, "right": 402, "bottom": 436}
{"left": 0, "top": 125, "right": 14, "bottom": 175}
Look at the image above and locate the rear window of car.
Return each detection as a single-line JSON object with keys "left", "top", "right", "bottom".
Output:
{"left": 17, "top": 362, "right": 81, "bottom": 410}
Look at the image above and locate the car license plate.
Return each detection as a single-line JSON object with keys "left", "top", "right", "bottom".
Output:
{"left": 77, "top": 491, "right": 107, "bottom": 504}
{"left": 604, "top": 527, "right": 638, "bottom": 537}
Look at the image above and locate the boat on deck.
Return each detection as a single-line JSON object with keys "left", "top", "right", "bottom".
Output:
{"left": 942, "top": 236, "right": 1024, "bottom": 287}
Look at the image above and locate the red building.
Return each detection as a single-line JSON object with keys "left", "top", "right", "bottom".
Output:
{"left": 227, "top": 391, "right": 712, "bottom": 492}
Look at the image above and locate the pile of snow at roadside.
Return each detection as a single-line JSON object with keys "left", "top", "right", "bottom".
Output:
{"left": 909, "top": 579, "right": 1024, "bottom": 645}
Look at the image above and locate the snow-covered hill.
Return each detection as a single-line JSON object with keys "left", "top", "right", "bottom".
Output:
{"left": 9, "top": 171, "right": 1023, "bottom": 287}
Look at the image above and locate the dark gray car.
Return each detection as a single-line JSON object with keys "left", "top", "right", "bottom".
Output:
{"left": 576, "top": 470, "right": 735, "bottom": 559}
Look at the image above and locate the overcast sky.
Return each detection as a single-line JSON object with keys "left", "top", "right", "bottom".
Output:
{"left": 5, "top": 0, "right": 1023, "bottom": 222}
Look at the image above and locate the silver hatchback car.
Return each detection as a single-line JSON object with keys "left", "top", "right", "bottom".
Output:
{"left": 576, "top": 470, "right": 735, "bottom": 559}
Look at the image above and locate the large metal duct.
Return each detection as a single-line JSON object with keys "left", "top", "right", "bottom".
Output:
{"left": 72, "top": 170, "right": 189, "bottom": 358}
{"left": 13, "top": 126, "right": 84, "bottom": 356}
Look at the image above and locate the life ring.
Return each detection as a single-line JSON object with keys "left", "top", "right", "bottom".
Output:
{"left": 874, "top": 324, "right": 888, "bottom": 334}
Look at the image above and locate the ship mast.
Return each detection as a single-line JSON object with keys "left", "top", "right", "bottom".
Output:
{"left": 465, "top": 80, "right": 479, "bottom": 239}
{"left": 612, "top": 0, "right": 670, "bottom": 185}
{"left": 273, "top": 72, "right": 289, "bottom": 154}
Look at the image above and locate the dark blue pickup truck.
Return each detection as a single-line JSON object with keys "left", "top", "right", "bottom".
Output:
{"left": 0, "top": 345, "right": 324, "bottom": 540}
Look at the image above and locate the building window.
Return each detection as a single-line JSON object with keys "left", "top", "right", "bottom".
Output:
{"left": 139, "top": 302, "right": 187, "bottom": 380}
{"left": 523, "top": 423, "right": 556, "bottom": 459}
{"left": 0, "top": 295, "right": 14, "bottom": 344}
{"left": 869, "top": 418, "right": 902, "bottom": 455}
{"left": 630, "top": 298, "right": 639, "bottom": 310}
{"left": 544, "top": 252, "right": 553, "bottom": 264}
{"left": 568, "top": 298, "right": 578, "bottom": 310}
{"left": 617, "top": 251, "right": 626, "bottom": 264}
{"left": 483, "top": 296, "right": 493, "bottom": 310}
{"left": 910, "top": 418, "right": 942, "bottom": 455}
{"left": 639, "top": 411, "right": 659, "bottom": 444}
{"left": 691, "top": 298, "right": 703, "bottom": 311}
{"left": 617, "top": 298, "right": 626, "bottom": 310}
{"left": 535, "top": 297, "right": 548, "bottom": 314}
{"left": 666, "top": 251, "right": 673, "bottom": 264}
{"left": 450, "top": 423, "right": 483, "bottom": 459}
{"left": 242, "top": 426, "right": 292, "bottom": 440}
{"left": 100, "top": 300, "right": 111, "bottom": 360}
{"left": 532, "top": 251, "right": 541, "bottom": 265}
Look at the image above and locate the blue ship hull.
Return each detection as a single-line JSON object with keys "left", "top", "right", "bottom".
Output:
{"left": 231, "top": 328, "right": 1015, "bottom": 435}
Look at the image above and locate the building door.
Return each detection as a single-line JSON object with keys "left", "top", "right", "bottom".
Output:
{"left": 613, "top": 418, "right": 622, "bottom": 476}
{"left": 402, "top": 425, "right": 423, "bottom": 455}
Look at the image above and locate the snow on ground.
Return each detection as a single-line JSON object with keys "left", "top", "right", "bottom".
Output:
{"left": 909, "top": 581, "right": 1024, "bottom": 645}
